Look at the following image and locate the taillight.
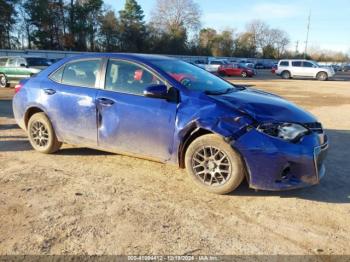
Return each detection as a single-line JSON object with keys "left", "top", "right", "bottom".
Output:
{"left": 15, "top": 83, "right": 23, "bottom": 93}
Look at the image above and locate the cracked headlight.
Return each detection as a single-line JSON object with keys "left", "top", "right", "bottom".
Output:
{"left": 257, "top": 123, "right": 309, "bottom": 142}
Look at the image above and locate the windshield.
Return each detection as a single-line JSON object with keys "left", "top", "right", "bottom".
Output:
{"left": 26, "top": 58, "right": 50, "bottom": 67}
{"left": 151, "top": 59, "right": 236, "bottom": 94}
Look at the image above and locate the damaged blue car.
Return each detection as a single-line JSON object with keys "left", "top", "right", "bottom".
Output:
{"left": 13, "top": 54, "right": 328, "bottom": 194}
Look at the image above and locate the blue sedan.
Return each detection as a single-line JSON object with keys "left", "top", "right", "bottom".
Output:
{"left": 12, "top": 53, "right": 328, "bottom": 194}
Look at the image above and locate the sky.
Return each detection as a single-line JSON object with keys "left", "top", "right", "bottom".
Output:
{"left": 104, "top": 0, "right": 350, "bottom": 53}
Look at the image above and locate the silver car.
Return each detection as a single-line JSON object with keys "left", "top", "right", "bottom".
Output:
{"left": 276, "top": 60, "right": 335, "bottom": 81}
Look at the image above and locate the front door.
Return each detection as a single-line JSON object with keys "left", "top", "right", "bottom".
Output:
{"left": 302, "top": 61, "right": 317, "bottom": 77}
{"left": 97, "top": 59, "right": 177, "bottom": 161}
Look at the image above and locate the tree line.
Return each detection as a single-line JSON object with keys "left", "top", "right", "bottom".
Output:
{"left": 1, "top": 0, "right": 349, "bottom": 61}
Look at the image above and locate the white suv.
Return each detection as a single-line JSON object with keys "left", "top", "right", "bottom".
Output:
{"left": 276, "top": 60, "right": 335, "bottom": 81}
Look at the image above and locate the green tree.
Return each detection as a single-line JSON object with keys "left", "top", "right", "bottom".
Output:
{"left": 0, "top": 0, "right": 18, "bottom": 49}
{"left": 66, "top": 0, "right": 103, "bottom": 51}
{"left": 23, "top": 0, "right": 65, "bottom": 49}
{"left": 100, "top": 10, "right": 119, "bottom": 51}
{"left": 233, "top": 32, "right": 257, "bottom": 58}
{"left": 118, "top": 0, "right": 146, "bottom": 52}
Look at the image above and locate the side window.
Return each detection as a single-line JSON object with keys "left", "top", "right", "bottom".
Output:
{"left": 50, "top": 66, "right": 64, "bottom": 83}
{"left": 211, "top": 61, "right": 223, "bottom": 65}
{"left": 61, "top": 59, "right": 101, "bottom": 88}
{"left": 17, "top": 58, "right": 26, "bottom": 67}
{"left": 105, "top": 60, "right": 163, "bottom": 95}
{"left": 280, "top": 61, "right": 289, "bottom": 67}
{"left": 7, "top": 58, "right": 17, "bottom": 67}
{"left": 292, "top": 61, "right": 302, "bottom": 67}
{"left": 0, "top": 58, "right": 8, "bottom": 66}
{"left": 303, "top": 62, "right": 314, "bottom": 68}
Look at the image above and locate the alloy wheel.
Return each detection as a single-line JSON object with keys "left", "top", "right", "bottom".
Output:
{"left": 191, "top": 146, "right": 232, "bottom": 186}
{"left": 30, "top": 121, "right": 50, "bottom": 148}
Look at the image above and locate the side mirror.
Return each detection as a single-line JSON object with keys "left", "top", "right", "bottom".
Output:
{"left": 20, "top": 63, "right": 27, "bottom": 67}
{"left": 143, "top": 84, "right": 168, "bottom": 99}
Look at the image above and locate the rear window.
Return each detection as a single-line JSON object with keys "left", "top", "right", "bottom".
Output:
{"left": 292, "top": 61, "right": 302, "bottom": 67}
{"left": 0, "top": 58, "right": 7, "bottom": 66}
{"left": 279, "top": 61, "right": 289, "bottom": 67}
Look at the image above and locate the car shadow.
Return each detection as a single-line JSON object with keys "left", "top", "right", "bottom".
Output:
{"left": 56, "top": 147, "right": 114, "bottom": 156}
{"left": 0, "top": 100, "right": 13, "bottom": 118}
{"left": 232, "top": 129, "right": 350, "bottom": 204}
{"left": 0, "top": 140, "right": 32, "bottom": 152}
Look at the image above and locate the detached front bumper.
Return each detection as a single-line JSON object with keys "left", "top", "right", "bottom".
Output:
{"left": 233, "top": 129, "right": 328, "bottom": 191}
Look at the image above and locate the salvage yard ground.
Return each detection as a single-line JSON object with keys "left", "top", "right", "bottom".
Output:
{"left": 0, "top": 70, "right": 349, "bottom": 255}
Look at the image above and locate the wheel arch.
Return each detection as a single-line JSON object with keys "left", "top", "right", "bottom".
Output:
{"left": 178, "top": 126, "right": 213, "bottom": 168}
{"left": 316, "top": 71, "right": 328, "bottom": 77}
{"left": 281, "top": 70, "right": 291, "bottom": 77}
{"left": 24, "top": 106, "right": 45, "bottom": 129}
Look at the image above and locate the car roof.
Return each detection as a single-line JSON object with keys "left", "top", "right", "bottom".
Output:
{"left": 61, "top": 53, "right": 176, "bottom": 64}
{"left": 0, "top": 55, "right": 48, "bottom": 59}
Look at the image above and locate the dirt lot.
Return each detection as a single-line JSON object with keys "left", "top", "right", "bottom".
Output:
{"left": 0, "top": 71, "right": 350, "bottom": 255}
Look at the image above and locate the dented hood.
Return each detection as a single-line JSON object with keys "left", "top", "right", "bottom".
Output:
{"left": 209, "top": 88, "right": 317, "bottom": 123}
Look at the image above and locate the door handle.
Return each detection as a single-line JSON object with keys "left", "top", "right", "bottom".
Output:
{"left": 43, "top": 88, "right": 56, "bottom": 95}
{"left": 97, "top": 97, "right": 115, "bottom": 107}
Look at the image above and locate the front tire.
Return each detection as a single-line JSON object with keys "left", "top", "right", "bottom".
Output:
{"left": 28, "top": 112, "right": 62, "bottom": 154}
{"left": 0, "top": 74, "right": 7, "bottom": 88}
{"left": 317, "top": 72, "right": 328, "bottom": 81}
{"left": 185, "top": 134, "right": 244, "bottom": 194}
{"left": 241, "top": 71, "right": 247, "bottom": 78}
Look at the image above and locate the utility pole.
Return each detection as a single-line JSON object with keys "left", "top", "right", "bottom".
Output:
{"left": 304, "top": 10, "right": 311, "bottom": 59}
{"left": 295, "top": 41, "right": 299, "bottom": 55}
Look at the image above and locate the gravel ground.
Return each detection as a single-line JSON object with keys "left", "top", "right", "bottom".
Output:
{"left": 0, "top": 71, "right": 349, "bottom": 255}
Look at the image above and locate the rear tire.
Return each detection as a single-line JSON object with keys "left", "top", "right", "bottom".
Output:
{"left": 28, "top": 112, "right": 62, "bottom": 154}
{"left": 219, "top": 71, "right": 226, "bottom": 77}
{"left": 316, "top": 72, "right": 328, "bottom": 81}
{"left": 0, "top": 74, "right": 7, "bottom": 88}
{"left": 185, "top": 134, "right": 244, "bottom": 194}
{"left": 281, "top": 71, "right": 291, "bottom": 79}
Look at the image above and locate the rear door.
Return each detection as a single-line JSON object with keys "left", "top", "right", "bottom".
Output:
{"left": 41, "top": 58, "right": 102, "bottom": 146}
{"left": 16, "top": 57, "right": 31, "bottom": 79}
{"left": 96, "top": 59, "right": 177, "bottom": 161}
{"left": 291, "top": 61, "right": 304, "bottom": 76}
{"left": 4, "top": 58, "right": 18, "bottom": 83}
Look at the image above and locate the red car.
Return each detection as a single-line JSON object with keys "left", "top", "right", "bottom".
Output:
{"left": 218, "top": 63, "right": 254, "bottom": 78}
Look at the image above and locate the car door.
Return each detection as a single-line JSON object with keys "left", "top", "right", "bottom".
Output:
{"left": 4, "top": 57, "right": 18, "bottom": 83}
{"left": 40, "top": 58, "right": 102, "bottom": 146}
{"left": 291, "top": 61, "right": 303, "bottom": 76}
{"left": 302, "top": 61, "right": 317, "bottom": 77}
{"left": 96, "top": 59, "right": 177, "bottom": 161}
{"left": 16, "top": 57, "right": 31, "bottom": 79}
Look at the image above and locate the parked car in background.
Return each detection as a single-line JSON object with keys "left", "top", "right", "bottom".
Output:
{"left": 195, "top": 58, "right": 230, "bottom": 73}
{"left": 276, "top": 60, "right": 335, "bottom": 81}
{"left": 254, "top": 62, "right": 265, "bottom": 69}
{"left": 0, "top": 56, "right": 51, "bottom": 88}
{"left": 218, "top": 63, "right": 255, "bottom": 77}
{"left": 341, "top": 64, "right": 350, "bottom": 72}
{"left": 330, "top": 64, "right": 341, "bottom": 72}
{"left": 13, "top": 53, "right": 328, "bottom": 194}
{"left": 49, "top": 58, "right": 63, "bottom": 65}
{"left": 241, "top": 62, "right": 257, "bottom": 75}
{"left": 271, "top": 63, "right": 278, "bottom": 74}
